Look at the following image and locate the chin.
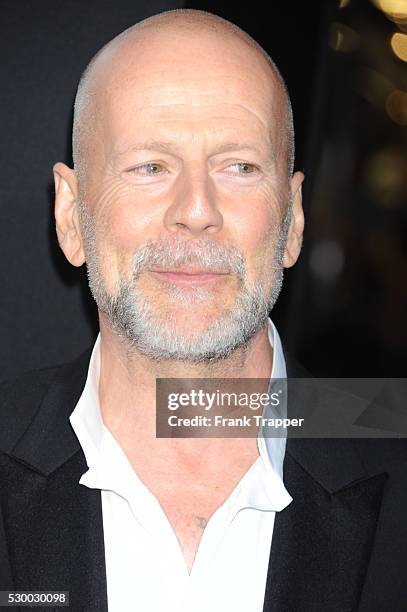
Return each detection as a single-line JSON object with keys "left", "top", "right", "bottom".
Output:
{"left": 155, "top": 304, "right": 222, "bottom": 329}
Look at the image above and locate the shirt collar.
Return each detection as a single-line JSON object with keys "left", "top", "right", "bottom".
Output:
{"left": 260, "top": 317, "right": 288, "bottom": 490}
{"left": 69, "top": 317, "right": 292, "bottom": 512}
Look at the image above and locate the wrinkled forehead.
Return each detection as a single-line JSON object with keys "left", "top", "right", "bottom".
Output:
{"left": 87, "top": 28, "right": 284, "bottom": 154}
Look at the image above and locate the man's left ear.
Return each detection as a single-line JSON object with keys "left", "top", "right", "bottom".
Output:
{"left": 283, "top": 170, "right": 305, "bottom": 268}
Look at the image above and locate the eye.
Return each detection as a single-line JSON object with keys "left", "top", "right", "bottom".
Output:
{"left": 227, "top": 162, "right": 258, "bottom": 175}
{"left": 131, "top": 162, "right": 166, "bottom": 175}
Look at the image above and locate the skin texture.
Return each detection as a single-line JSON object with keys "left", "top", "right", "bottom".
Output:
{"left": 52, "top": 9, "right": 305, "bottom": 572}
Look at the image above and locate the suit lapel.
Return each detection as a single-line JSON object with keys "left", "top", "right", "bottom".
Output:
{"left": 262, "top": 440, "right": 387, "bottom": 612}
{"left": 4, "top": 451, "right": 107, "bottom": 611}
{"left": 262, "top": 349, "right": 388, "bottom": 611}
{"left": 2, "top": 348, "right": 108, "bottom": 611}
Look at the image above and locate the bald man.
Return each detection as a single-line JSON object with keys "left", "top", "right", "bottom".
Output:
{"left": 1, "top": 8, "right": 406, "bottom": 612}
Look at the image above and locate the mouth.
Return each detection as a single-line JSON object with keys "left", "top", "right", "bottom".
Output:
{"left": 149, "top": 268, "right": 231, "bottom": 284}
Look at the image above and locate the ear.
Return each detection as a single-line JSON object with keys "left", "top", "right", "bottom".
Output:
{"left": 283, "top": 170, "right": 305, "bottom": 268}
{"left": 53, "top": 162, "right": 85, "bottom": 267}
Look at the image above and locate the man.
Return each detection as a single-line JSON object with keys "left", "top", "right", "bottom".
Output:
{"left": 0, "top": 8, "right": 406, "bottom": 612}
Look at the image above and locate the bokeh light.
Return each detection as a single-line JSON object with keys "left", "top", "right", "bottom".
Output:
{"left": 329, "top": 22, "right": 359, "bottom": 52}
{"left": 385, "top": 89, "right": 407, "bottom": 124}
{"left": 371, "top": 0, "right": 407, "bottom": 25}
{"left": 390, "top": 31, "right": 407, "bottom": 60}
{"left": 310, "top": 240, "right": 345, "bottom": 283}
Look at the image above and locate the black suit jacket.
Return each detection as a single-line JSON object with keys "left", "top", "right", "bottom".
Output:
{"left": 0, "top": 347, "right": 406, "bottom": 611}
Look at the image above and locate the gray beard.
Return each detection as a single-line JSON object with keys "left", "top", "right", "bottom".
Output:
{"left": 78, "top": 204, "right": 290, "bottom": 363}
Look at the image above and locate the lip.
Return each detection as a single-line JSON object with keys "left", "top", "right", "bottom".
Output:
{"left": 150, "top": 269, "right": 230, "bottom": 284}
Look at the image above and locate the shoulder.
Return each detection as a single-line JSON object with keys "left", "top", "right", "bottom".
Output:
{"left": 0, "top": 348, "right": 92, "bottom": 454}
{"left": 282, "top": 349, "right": 407, "bottom": 475}
{"left": 0, "top": 365, "right": 60, "bottom": 451}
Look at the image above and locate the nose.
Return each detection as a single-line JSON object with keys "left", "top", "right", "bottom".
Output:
{"left": 163, "top": 164, "right": 223, "bottom": 237}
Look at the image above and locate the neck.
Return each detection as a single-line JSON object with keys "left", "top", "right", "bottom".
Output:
{"left": 97, "top": 314, "right": 273, "bottom": 470}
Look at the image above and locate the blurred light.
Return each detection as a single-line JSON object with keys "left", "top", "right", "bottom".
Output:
{"left": 310, "top": 240, "right": 344, "bottom": 283}
{"left": 386, "top": 89, "right": 407, "bottom": 124}
{"left": 339, "top": 0, "right": 351, "bottom": 7}
{"left": 357, "top": 67, "right": 394, "bottom": 108}
{"left": 329, "top": 22, "right": 359, "bottom": 52}
{"left": 372, "top": 0, "right": 407, "bottom": 16}
{"left": 391, "top": 32, "right": 407, "bottom": 60}
{"left": 364, "top": 149, "right": 405, "bottom": 207}
{"left": 371, "top": 0, "right": 407, "bottom": 24}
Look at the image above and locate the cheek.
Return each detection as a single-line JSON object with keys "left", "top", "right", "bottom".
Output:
{"left": 97, "top": 184, "right": 152, "bottom": 247}
{"left": 226, "top": 189, "right": 282, "bottom": 278}
{"left": 92, "top": 179, "right": 163, "bottom": 266}
{"left": 89, "top": 181, "right": 150, "bottom": 288}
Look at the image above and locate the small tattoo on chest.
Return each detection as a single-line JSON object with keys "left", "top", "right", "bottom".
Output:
{"left": 195, "top": 516, "right": 208, "bottom": 529}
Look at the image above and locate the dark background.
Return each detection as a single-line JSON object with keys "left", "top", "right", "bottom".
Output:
{"left": 1, "top": 0, "right": 406, "bottom": 381}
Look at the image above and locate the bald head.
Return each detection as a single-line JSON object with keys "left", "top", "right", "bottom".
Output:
{"left": 72, "top": 9, "right": 294, "bottom": 185}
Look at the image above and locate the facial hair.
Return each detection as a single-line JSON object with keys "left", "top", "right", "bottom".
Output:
{"left": 78, "top": 201, "right": 291, "bottom": 363}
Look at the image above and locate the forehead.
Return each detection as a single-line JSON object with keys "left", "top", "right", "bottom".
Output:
{"left": 91, "top": 29, "right": 282, "bottom": 154}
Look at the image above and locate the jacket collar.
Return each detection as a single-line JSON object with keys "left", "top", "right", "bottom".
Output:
{"left": 10, "top": 347, "right": 91, "bottom": 476}
{"left": 10, "top": 342, "right": 368, "bottom": 493}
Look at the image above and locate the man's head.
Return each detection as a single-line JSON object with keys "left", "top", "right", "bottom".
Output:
{"left": 53, "top": 9, "right": 305, "bottom": 362}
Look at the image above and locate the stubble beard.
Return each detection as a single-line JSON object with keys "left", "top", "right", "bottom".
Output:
{"left": 78, "top": 202, "right": 291, "bottom": 364}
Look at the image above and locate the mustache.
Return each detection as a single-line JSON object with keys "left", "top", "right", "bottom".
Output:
{"left": 130, "top": 238, "right": 247, "bottom": 279}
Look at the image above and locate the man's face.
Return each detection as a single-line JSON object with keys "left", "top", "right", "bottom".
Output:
{"left": 76, "top": 30, "right": 296, "bottom": 361}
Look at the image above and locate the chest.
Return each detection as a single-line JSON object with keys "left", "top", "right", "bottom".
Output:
{"left": 156, "top": 489, "right": 228, "bottom": 573}
{"left": 101, "top": 485, "right": 277, "bottom": 612}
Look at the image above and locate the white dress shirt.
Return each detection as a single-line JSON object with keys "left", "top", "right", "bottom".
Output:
{"left": 69, "top": 318, "right": 292, "bottom": 612}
